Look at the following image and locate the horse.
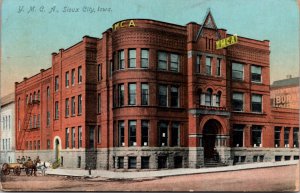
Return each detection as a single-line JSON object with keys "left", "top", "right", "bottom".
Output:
{"left": 36, "top": 161, "right": 52, "bottom": 176}
{"left": 23, "top": 159, "right": 40, "bottom": 176}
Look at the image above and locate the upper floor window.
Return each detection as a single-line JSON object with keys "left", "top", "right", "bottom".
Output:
{"left": 158, "top": 51, "right": 167, "bottom": 70}
{"left": 293, "top": 128, "right": 299, "bottom": 148}
{"left": 65, "top": 98, "right": 69, "bottom": 117}
{"left": 141, "top": 49, "right": 149, "bottom": 68}
{"left": 118, "top": 84, "right": 124, "bottom": 107}
{"left": 284, "top": 127, "right": 290, "bottom": 147}
{"left": 171, "top": 122, "right": 180, "bottom": 147}
{"left": 196, "top": 55, "right": 201, "bottom": 73}
{"left": 216, "top": 58, "right": 221, "bottom": 76}
{"left": 78, "top": 66, "right": 82, "bottom": 83}
{"left": 78, "top": 95, "right": 82, "bottom": 115}
{"left": 141, "top": 120, "right": 149, "bottom": 146}
{"left": 233, "top": 124, "right": 244, "bottom": 147}
{"left": 71, "top": 96, "right": 75, "bottom": 116}
{"left": 232, "top": 92, "right": 244, "bottom": 112}
{"left": 170, "top": 86, "right": 179, "bottom": 107}
{"left": 158, "top": 85, "right": 168, "bottom": 106}
{"left": 118, "top": 50, "right": 125, "bottom": 69}
{"left": 55, "top": 76, "right": 59, "bottom": 91}
{"left": 71, "top": 69, "right": 75, "bottom": 86}
{"left": 128, "top": 49, "right": 136, "bottom": 68}
{"left": 141, "top": 83, "right": 149, "bottom": 105}
{"left": 216, "top": 91, "right": 221, "bottom": 107}
{"left": 65, "top": 128, "right": 69, "bottom": 148}
{"left": 65, "top": 71, "right": 69, "bottom": 87}
{"left": 170, "top": 54, "right": 179, "bottom": 72}
{"left": 98, "top": 64, "right": 102, "bottom": 81}
{"left": 37, "top": 90, "right": 40, "bottom": 101}
{"left": 158, "top": 122, "right": 168, "bottom": 147}
{"left": 251, "top": 94, "right": 262, "bottom": 113}
{"left": 274, "top": 127, "right": 281, "bottom": 148}
{"left": 97, "top": 93, "right": 101, "bottom": 113}
{"left": 205, "top": 89, "right": 212, "bottom": 106}
{"left": 251, "top": 65, "right": 262, "bottom": 83}
{"left": 232, "top": 62, "right": 244, "bottom": 80}
{"left": 78, "top": 126, "right": 82, "bottom": 148}
{"left": 47, "top": 87, "right": 50, "bottom": 98}
{"left": 206, "top": 57, "right": 212, "bottom": 75}
{"left": 55, "top": 101, "right": 59, "bottom": 119}
{"left": 128, "top": 120, "right": 137, "bottom": 146}
{"left": 128, "top": 83, "right": 136, "bottom": 105}
{"left": 118, "top": 121, "right": 125, "bottom": 146}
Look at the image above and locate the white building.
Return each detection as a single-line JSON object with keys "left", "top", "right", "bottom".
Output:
{"left": 0, "top": 93, "right": 15, "bottom": 163}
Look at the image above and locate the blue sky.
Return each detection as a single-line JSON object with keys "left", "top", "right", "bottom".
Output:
{"left": 1, "top": 0, "right": 299, "bottom": 96}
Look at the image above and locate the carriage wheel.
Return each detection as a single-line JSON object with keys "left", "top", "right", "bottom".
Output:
{"left": 25, "top": 168, "right": 32, "bottom": 176}
{"left": 14, "top": 166, "right": 21, "bottom": 176}
{"left": 2, "top": 163, "right": 10, "bottom": 175}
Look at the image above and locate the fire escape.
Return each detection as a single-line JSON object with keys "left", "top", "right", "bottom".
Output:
{"left": 17, "top": 99, "right": 40, "bottom": 150}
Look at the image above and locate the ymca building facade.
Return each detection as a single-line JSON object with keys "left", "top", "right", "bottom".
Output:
{"left": 15, "top": 12, "right": 299, "bottom": 170}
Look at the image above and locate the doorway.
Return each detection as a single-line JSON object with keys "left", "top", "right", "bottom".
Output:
{"left": 202, "top": 119, "right": 221, "bottom": 160}
{"left": 55, "top": 139, "right": 60, "bottom": 161}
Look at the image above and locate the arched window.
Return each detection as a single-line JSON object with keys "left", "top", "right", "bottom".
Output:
{"left": 205, "top": 88, "right": 212, "bottom": 106}
{"left": 216, "top": 91, "right": 221, "bottom": 107}
{"left": 33, "top": 92, "right": 36, "bottom": 101}
{"left": 37, "top": 90, "right": 40, "bottom": 101}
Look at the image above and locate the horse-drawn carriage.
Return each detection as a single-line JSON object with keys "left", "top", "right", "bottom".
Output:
{"left": 1, "top": 162, "right": 34, "bottom": 176}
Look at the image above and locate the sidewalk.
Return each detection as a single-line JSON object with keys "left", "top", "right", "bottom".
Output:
{"left": 45, "top": 160, "right": 299, "bottom": 180}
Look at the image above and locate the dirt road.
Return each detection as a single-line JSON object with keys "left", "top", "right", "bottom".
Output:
{"left": 1, "top": 165, "right": 299, "bottom": 191}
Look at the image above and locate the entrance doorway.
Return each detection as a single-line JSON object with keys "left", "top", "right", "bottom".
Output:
{"left": 55, "top": 139, "right": 60, "bottom": 161}
{"left": 202, "top": 119, "right": 221, "bottom": 160}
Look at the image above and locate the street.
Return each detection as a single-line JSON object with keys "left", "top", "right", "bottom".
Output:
{"left": 1, "top": 164, "right": 299, "bottom": 191}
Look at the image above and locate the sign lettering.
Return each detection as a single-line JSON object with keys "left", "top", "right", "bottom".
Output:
{"left": 112, "top": 20, "right": 136, "bottom": 31}
{"left": 216, "top": 34, "right": 238, "bottom": 49}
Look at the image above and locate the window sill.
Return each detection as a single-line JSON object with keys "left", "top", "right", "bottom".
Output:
{"left": 251, "top": 81, "right": 262, "bottom": 84}
{"left": 77, "top": 113, "right": 82, "bottom": 116}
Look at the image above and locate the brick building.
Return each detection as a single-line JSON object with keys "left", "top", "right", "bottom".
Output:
{"left": 15, "top": 12, "right": 299, "bottom": 170}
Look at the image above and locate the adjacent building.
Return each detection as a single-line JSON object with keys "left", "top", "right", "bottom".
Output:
{"left": 0, "top": 93, "right": 15, "bottom": 163}
{"left": 15, "top": 12, "right": 299, "bottom": 170}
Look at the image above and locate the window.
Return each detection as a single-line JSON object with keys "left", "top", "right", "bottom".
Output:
{"left": 158, "top": 85, "right": 168, "bottom": 106}
{"left": 174, "top": 156, "right": 183, "bottom": 168}
{"left": 65, "top": 71, "right": 69, "bottom": 87}
{"left": 196, "top": 55, "right": 201, "bottom": 73}
{"left": 78, "top": 95, "right": 82, "bottom": 115}
{"left": 55, "top": 76, "right": 59, "bottom": 91}
{"left": 71, "top": 69, "right": 75, "bottom": 85}
{"left": 71, "top": 127, "right": 75, "bottom": 148}
{"left": 65, "top": 128, "right": 69, "bottom": 148}
{"left": 47, "top": 87, "right": 50, "bottom": 98}
{"left": 33, "top": 115, "right": 36, "bottom": 128}
{"left": 37, "top": 140, "right": 40, "bottom": 150}
{"left": 78, "top": 126, "right": 82, "bottom": 148}
{"left": 170, "top": 53, "right": 179, "bottom": 72}
{"left": 78, "top": 66, "right": 82, "bottom": 83}
{"left": 97, "top": 93, "right": 101, "bottom": 113}
{"left": 71, "top": 96, "right": 75, "bottom": 116}
{"left": 284, "top": 127, "right": 290, "bottom": 147}
{"left": 141, "top": 49, "right": 149, "bottom": 68}
{"left": 47, "top": 111, "right": 50, "bottom": 126}
{"left": 141, "top": 156, "right": 150, "bottom": 169}
{"left": 216, "top": 58, "right": 221, "bottom": 76}
{"left": 77, "top": 156, "right": 81, "bottom": 168}
{"left": 141, "top": 120, "right": 149, "bottom": 146}
{"left": 293, "top": 128, "right": 299, "bottom": 148}
{"left": 252, "top": 125, "right": 262, "bottom": 147}
{"left": 158, "top": 51, "right": 167, "bottom": 70}
{"left": 251, "top": 65, "right": 262, "bottom": 83}
{"left": 274, "top": 127, "right": 281, "bottom": 147}
{"left": 170, "top": 86, "right": 179, "bottom": 107}
{"left": 118, "top": 121, "right": 125, "bottom": 146}
{"left": 37, "top": 90, "right": 40, "bottom": 101}
{"left": 110, "top": 61, "right": 113, "bottom": 76}
{"left": 233, "top": 124, "right": 244, "bottom": 147}
{"left": 141, "top": 83, "right": 149, "bottom": 105}
{"left": 33, "top": 140, "right": 36, "bottom": 150}
{"left": 128, "top": 49, "right": 136, "bottom": 68}
{"left": 118, "top": 157, "right": 124, "bottom": 168}
{"left": 65, "top": 98, "right": 69, "bottom": 117}
{"left": 216, "top": 91, "right": 221, "bottom": 107}
{"left": 251, "top": 94, "right": 262, "bottom": 113}
{"left": 158, "top": 156, "right": 167, "bottom": 169}
{"left": 97, "top": 126, "right": 101, "bottom": 144}
{"left": 89, "top": 126, "right": 95, "bottom": 149}
{"left": 47, "top": 139, "right": 50, "bottom": 149}
{"left": 118, "top": 50, "right": 125, "bottom": 69}
{"left": 232, "top": 62, "right": 244, "bottom": 80}
{"left": 98, "top": 64, "right": 102, "bottom": 81}
{"left": 171, "top": 122, "right": 180, "bottom": 146}
{"left": 158, "top": 122, "right": 168, "bottom": 146}
{"left": 128, "top": 157, "right": 137, "bottom": 169}
{"left": 205, "top": 89, "right": 212, "bottom": 106}
{"left": 128, "top": 83, "right": 136, "bottom": 105}
{"left": 232, "top": 92, "right": 244, "bottom": 111}
{"left": 118, "top": 84, "right": 124, "bottom": 107}
{"left": 26, "top": 95, "right": 28, "bottom": 104}
{"left": 205, "top": 57, "right": 211, "bottom": 75}
{"left": 129, "top": 120, "right": 137, "bottom": 146}
{"left": 55, "top": 101, "right": 59, "bottom": 119}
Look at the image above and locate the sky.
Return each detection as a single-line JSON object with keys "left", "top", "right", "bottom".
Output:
{"left": 1, "top": 0, "right": 299, "bottom": 97}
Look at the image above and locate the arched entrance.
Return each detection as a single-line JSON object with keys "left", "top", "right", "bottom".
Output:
{"left": 53, "top": 137, "right": 61, "bottom": 161}
{"left": 202, "top": 119, "right": 222, "bottom": 160}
